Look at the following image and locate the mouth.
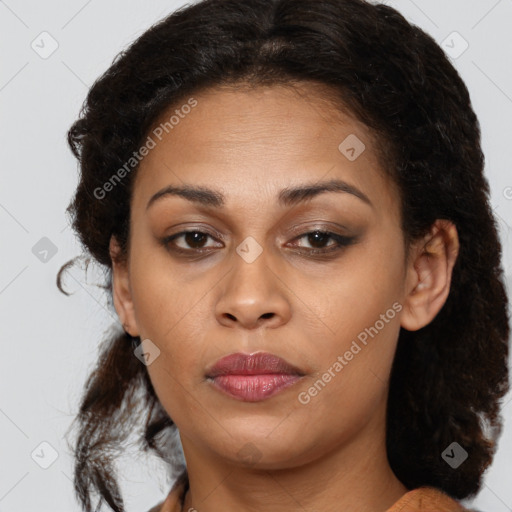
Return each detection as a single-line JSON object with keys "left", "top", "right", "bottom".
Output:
{"left": 205, "top": 352, "right": 305, "bottom": 402}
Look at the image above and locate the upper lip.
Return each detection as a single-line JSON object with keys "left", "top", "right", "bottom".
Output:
{"left": 206, "top": 352, "right": 305, "bottom": 378}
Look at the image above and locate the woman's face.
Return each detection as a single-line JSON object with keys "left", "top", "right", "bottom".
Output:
{"left": 112, "top": 83, "right": 422, "bottom": 470}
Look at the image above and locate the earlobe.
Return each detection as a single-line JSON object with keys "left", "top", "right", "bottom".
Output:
{"left": 400, "top": 219, "right": 460, "bottom": 331}
{"left": 109, "top": 236, "right": 139, "bottom": 337}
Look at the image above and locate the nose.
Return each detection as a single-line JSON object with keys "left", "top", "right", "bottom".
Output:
{"left": 214, "top": 247, "right": 292, "bottom": 330}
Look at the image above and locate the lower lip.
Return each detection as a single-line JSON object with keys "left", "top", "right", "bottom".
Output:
{"left": 208, "top": 374, "right": 302, "bottom": 402}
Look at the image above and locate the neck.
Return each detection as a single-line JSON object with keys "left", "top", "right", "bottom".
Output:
{"left": 179, "top": 403, "right": 407, "bottom": 512}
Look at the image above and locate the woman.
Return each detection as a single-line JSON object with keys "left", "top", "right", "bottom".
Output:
{"left": 57, "top": 0, "right": 510, "bottom": 511}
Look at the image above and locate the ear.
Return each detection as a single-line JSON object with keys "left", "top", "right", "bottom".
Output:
{"left": 109, "top": 235, "right": 139, "bottom": 337}
{"left": 400, "top": 219, "right": 460, "bottom": 331}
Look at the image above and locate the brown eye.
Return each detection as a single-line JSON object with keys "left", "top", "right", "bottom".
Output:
{"left": 302, "top": 231, "right": 334, "bottom": 249}
{"left": 180, "top": 231, "right": 209, "bottom": 249}
{"left": 290, "top": 230, "right": 355, "bottom": 255}
{"left": 162, "top": 230, "right": 222, "bottom": 253}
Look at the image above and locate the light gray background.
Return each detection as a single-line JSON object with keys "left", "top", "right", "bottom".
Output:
{"left": 1, "top": 1, "right": 511, "bottom": 511}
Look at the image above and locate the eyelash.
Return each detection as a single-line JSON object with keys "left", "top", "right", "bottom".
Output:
{"left": 160, "top": 229, "right": 356, "bottom": 257}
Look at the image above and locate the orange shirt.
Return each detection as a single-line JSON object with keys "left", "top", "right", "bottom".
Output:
{"left": 148, "top": 475, "right": 470, "bottom": 512}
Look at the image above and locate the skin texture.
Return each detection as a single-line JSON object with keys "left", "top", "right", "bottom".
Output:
{"left": 109, "top": 83, "right": 459, "bottom": 512}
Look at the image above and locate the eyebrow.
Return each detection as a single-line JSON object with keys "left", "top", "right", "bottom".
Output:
{"left": 145, "top": 178, "right": 373, "bottom": 211}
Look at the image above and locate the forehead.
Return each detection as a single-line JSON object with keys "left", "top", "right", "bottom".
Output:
{"left": 132, "top": 82, "right": 399, "bottom": 218}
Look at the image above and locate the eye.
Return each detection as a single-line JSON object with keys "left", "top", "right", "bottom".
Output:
{"left": 162, "top": 230, "right": 222, "bottom": 254}
{"left": 289, "top": 230, "right": 355, "bottom": 255}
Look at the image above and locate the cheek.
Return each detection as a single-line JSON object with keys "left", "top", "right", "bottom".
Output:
{"left": 299, "top": 232, "right": 405, "bottom": 338}
{"left": 129, "top": 241, "right": 204, "bottom": 339}
{"left": 298, "top": 231, "right": 405, "bottom": 398}
{"left": 295, "top": 282, "right": 403, "bottom": 443}
{"left": 128, "top": 243, "right": 214, "bottom": 383}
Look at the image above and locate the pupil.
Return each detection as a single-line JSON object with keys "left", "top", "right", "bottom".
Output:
{"left": 308, "top": 231, "right": 328, "bottom": 248}
{"left": 186, "top": 232, "right": 206, "bottom": 248}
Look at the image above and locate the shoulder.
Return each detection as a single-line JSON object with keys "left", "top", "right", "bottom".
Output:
{"left": 386, "top": 486, "right": 470, "bottom": 512}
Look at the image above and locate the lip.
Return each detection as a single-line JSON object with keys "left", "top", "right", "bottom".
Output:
{"left": 205, "top": 352, "right": 305, "bottom": 402}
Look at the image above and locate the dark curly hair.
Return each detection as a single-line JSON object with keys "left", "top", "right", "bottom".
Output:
{"left": 57, "top": 0, "right": 510, "bottom": 510}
